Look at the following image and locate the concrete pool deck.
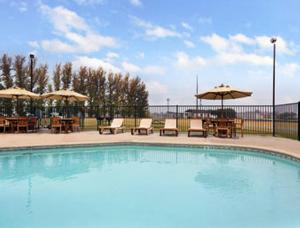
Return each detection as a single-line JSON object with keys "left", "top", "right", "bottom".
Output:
{"left": 0, "top": 131, "right": 299, "bottom": 159}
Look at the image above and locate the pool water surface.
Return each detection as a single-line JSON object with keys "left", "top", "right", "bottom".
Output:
{"left": 0, "top": 145, "right": 300, "bottom": 228}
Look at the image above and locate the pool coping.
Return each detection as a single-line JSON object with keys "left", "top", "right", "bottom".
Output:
{"left": 0, "top": 141, "right": 299, "bottom": 163}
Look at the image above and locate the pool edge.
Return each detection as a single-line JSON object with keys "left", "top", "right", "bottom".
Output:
{"left": 0, "top": 142, "right": 299, "bottom": 163}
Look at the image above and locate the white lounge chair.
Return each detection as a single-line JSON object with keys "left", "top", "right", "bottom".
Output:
{"left": 98, "top": 118, "right": 125, "bottom": 134}
{"left": 131, "top": 118, "right": 153, "bottom": 135}
{"left": 159, "top": 119, "right": 179, "bottom": 136}
{"left": 188, "top": 119, "right": 207, "bottom": 137}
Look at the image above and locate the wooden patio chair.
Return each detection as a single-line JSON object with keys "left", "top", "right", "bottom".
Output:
{"left": 131, "top": 118, "right": 153, "bottom": 135}
{"left": 17, "top": 117, "right": 29, "bottom": 133}
{"left": 216, "top": 119, "right": 231, "bottom": 138}
{"left": 98, "top": 118, "right": 125, "bottom": 134}
{"left": 188, "top": 119, "right": 207, "bottom": 137}
{"left": 28, "top": 117, "right": 38, "bottom": 133}
{"left": 0, "top": 117, "right": 9, "bottom": 133}
{"left": 159, "top": 119, "right": 179, "bottom": 136}
{"left": 72, "top": 117, "right": 81, "bottom": 132}
{"left": 234, "top": 118, "right": 244, "bottom": 137}
{"left": 51, "top": 117, "right": 62, "bottom": 133}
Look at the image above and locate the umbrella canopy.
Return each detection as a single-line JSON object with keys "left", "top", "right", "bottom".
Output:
{"left": 0, "top": 87, "right": 39, "bottom": 100}
{"left": 195, "top": 84, "right": 252, "bottom": 112}
{"left": 195, "top": 84, "right": 252, "bottom": 101}
{"left": 41, "top": 90, "right": 88, "bottom": 102}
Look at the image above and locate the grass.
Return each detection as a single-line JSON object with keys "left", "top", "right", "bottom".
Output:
{"left": 83, "top": 118, "right": 298, "bottom": 137}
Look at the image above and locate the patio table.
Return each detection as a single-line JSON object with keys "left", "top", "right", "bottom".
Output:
{"left": 61, "top": 118, "right": 74, "bottom": 133}
{"left": 6, "top": 117, "right": 19, "bottom": 133}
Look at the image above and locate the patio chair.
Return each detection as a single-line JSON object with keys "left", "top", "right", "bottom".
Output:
{"left": 188, "top": 119, "right": 207, "bottom": 137}
{"left": 131, "top": 118, "right": 153, "bottom": 135}
{"left": 216, "top": 120, "right": 231, "bottom": 138}
{"left": 159, "top": 119, "right": 179, "bottom": 136}
{"left": 28, "top": 117, "right": 38, "bottom": 133}
{"left": 51, "top": 117, "right": 62, "bottom": 133}
{"left": 17, "top": 117, "right": 29, "bottom": 133}
{"left": 0, "top": 117, "right": 9, "bottom": 133}
{"left": 234, "top": 118, "right": 244, "bottom": 137}
{"left": 98, "top": 118, "right": 125, "bottom": 134}
{"left": 72, "top": 117, "right": 81, "bottom": 132}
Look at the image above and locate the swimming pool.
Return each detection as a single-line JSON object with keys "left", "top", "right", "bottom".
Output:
{"left": 0, "top": 144, "right": 300, "bottom": 228}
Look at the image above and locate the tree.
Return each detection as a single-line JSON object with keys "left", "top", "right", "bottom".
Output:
{"left": 62, "top": 62, "right": 72, "bottom": 90}
{"left": 53, "top": 64, "right": 61, "bottom": 91}
{"left": 0, "top": 54, "right": 13, "bottom": 115}
{"left": 0, "top": 54, "right": 13, "bottom": 88}
{"left": 14, "top": 55, "right": 27, "bottom": 88}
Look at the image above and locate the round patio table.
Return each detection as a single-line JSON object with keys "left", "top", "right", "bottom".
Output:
{"left": 61, "top": 118, "right": 74, "bottom": 133}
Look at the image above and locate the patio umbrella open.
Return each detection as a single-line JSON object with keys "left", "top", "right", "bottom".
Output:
{"left": 0, "top": 87, "right": 40, "bottom": 115}
{"left": 195, "top": 84, "right": 252, "bottom": 115}
{"left": 41, "top": 90, "right": 88, "bottom": 116}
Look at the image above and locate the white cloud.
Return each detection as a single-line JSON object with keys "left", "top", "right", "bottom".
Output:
{"left": 278, "top": 63, "right": 300, "bottom": 77}
{"left": 143, "top": 66, "right": 165, "bottom": 75}
{"left": 176, "top": 52, "right": 206, "bottom": 69}
{"left": 41, "top": 39, "right": 75, "bottom": 53}
{"left": 146, "top": 81, "right": 168, "bottom": 104}
{"left": 136, "top": 52, "right": 145, "bottom": 59}
{"left": 229, "top": 33, "right": 255, "bottom": 45}
{"left": 122, "top": 61, "right": 141, "bottom": 74}
{"left": 73, "top": 0, "right": 104, "bottom": 5}
{"left": 130, "top": 16, "right": 181, "bottom": 39}
{"left": 10, "top": 1, "right": 27, "bottom": 12}
{"left": 37, "top": 4, "right": 117, "bottom": 53}
{"left": 200, "top": 33, "right": 296, "bottom": 66}
{"left": 183, "top": 40, "right": 195, "bottom": 48}
{"left": 198, "top": 17, "right": 212, "bottom": 24}
{"left": 72, "top": 56, "right": 121, "bottom": 73}
{"left": 181, "top": 22, "right": 193, "bottom": 31}
{"left": 255, "top": 36, "right": 294, "bottom": 55}
{"left": 122, "top": 61, "right": 165, "bottom": 75}
{"left": 215, "top": 52, "right": 272, "bottom": 66}
{"left": 28, "top": 41, "right": 40, "bottom": 49}
{"left": 106, "top": 52, "right": 119, "bottom": 60}
{"left": 201, "top": 33, "right": 295, "bottom": 56}
{"left": 130, "top": 0, "right": 142, "bottom": 7}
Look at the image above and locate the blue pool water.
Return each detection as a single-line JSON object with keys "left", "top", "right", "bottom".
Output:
{"left": 0, "top": 145, "right": 300, "bottom": 228}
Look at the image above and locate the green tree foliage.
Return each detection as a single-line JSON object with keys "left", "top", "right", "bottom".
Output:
{"left": 53, "top": 64, "right": 61, "bottom": 91}
{"left": 14, "top": 55, "right": 27, "bottom": 88}
{"left": 1, "top": 54, "right": 13, "bottom": 88}
{"left": 0, "top": 54, "right": 13, "bottom": 115}
{"left": 62, "top": 62, "right": 72, "bottom": 90}
{"left": 0, "top": 53, "right": 149, "bottom": 117}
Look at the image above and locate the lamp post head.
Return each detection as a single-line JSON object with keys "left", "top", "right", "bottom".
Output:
{"left": 29, "top": 53, "right": 35, "bottom": 59}
{"left": 270, "top": 37, "right": 277, "bottom": 44}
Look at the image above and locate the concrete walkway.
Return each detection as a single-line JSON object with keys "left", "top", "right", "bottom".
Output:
{"left": 1, "top": 131, "right": 300, "bottom": 159}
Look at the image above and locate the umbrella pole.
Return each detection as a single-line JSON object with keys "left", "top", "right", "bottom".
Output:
{"left": 16, "top": 96, "right": 19, "bottom": 116}
{"left": 221, "top": 95, "right": 224, "bottom": 118}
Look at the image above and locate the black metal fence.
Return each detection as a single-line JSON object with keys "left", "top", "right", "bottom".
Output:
{"left": 0, "top": 102, "right": 299, "bottom": 140}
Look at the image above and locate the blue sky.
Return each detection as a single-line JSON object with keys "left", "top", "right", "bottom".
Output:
{"left": 0, "top": 0, "right": 300, "bottom": 105}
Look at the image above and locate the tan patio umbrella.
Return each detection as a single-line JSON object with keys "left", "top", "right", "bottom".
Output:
{"left": 0, "top": 87, "right": 40, "bottom": 115}
{"left": 41, "top": 90, "right": 88, "bottom": 102}
{"left": 41, "top": 90, "right": 88, "bottom": 116}
{"left": 195, "top": 84, "right": 252, "bottom": 111}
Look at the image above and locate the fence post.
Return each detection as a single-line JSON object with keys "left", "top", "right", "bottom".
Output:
{"left": 176, "top": 105, "right": 178, "bottom": 128}
{"left": 134, "top": 105, "right": 137, "bottom": 128}
{"left": 298, "top": 102, "right": 300, "bottom": 141}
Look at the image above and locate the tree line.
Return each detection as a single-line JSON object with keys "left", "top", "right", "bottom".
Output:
{"left": 0, "top": 54, "right": 149, "bottom": 117}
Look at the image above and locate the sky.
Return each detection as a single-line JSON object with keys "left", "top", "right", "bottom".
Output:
{"left": 0, "top": 0, "right": 300, "bottom": 105}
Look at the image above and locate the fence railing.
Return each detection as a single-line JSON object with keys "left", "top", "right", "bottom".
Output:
{"left": 0, "top": 103, "right": 299, "bottom": 140}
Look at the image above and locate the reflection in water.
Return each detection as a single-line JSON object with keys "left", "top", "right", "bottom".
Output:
{"left": 0, "top": 146, "right": 288, "bottom": 183}
{"left": 0, "top": 145, "right": 300, "bottom": 228}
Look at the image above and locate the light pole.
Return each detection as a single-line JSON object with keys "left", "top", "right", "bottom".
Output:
{"left": 29, "top": 54, "right": 35, "bottom": 114}
{"left": 167, "top": 98, "right": 170, "bottom": 113}
{"left": 270, "top": 37, "right": 277, "bottom": 137}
